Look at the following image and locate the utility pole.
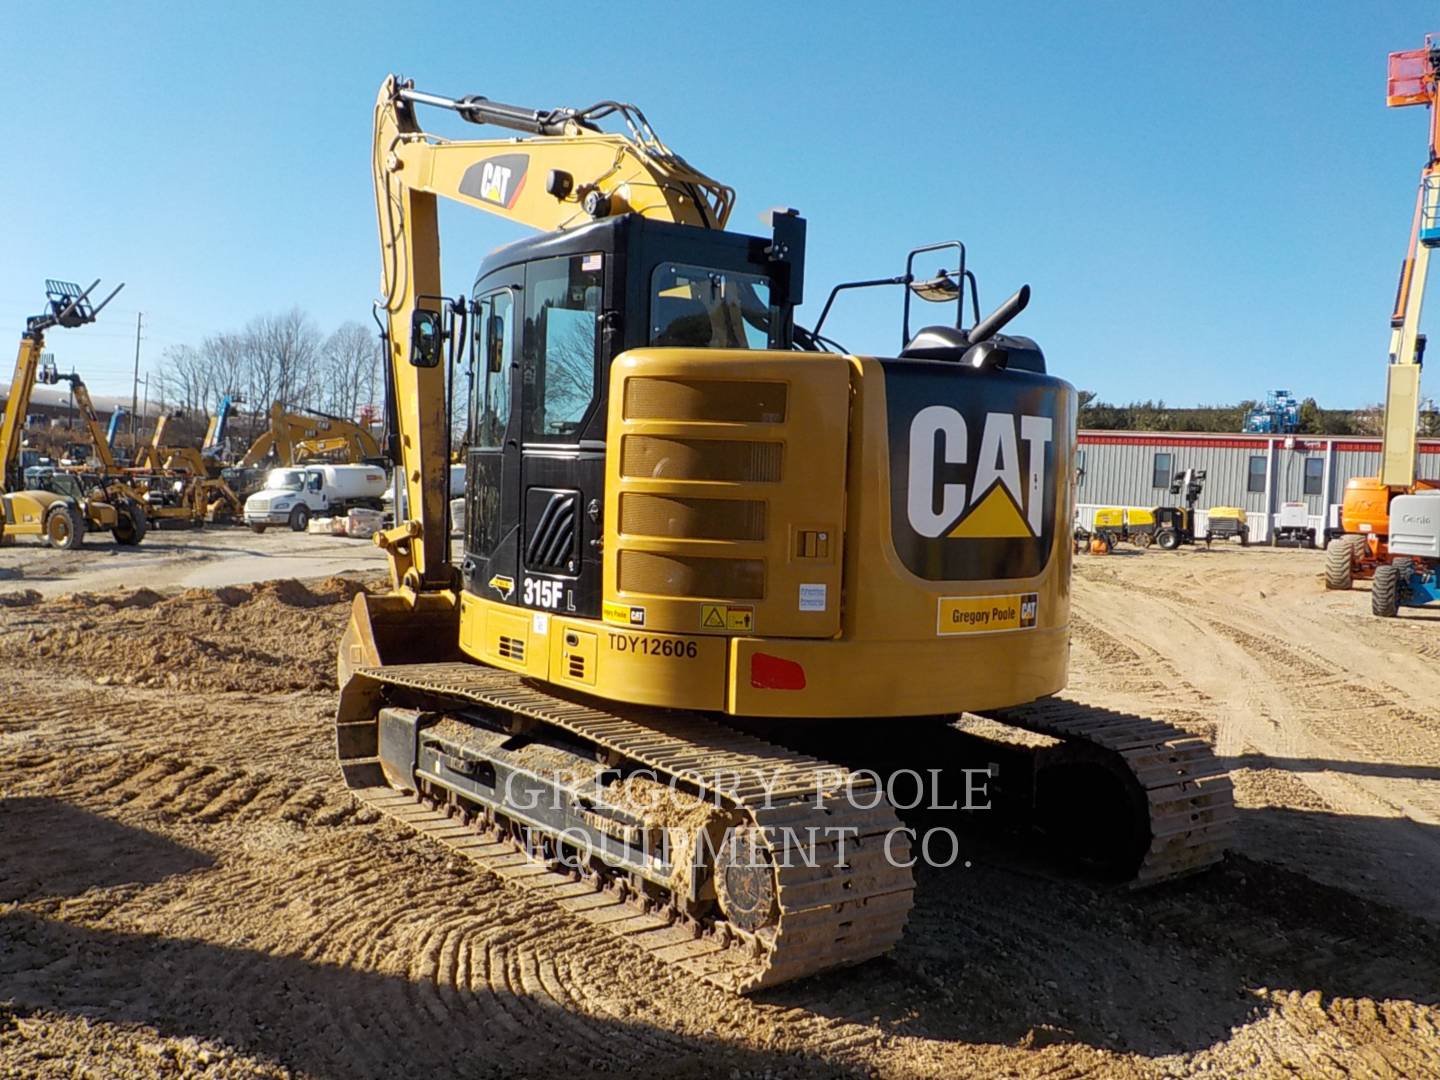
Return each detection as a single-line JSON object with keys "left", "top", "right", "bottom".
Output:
{"left": 130, "top": 312, "right": 143, "bottom": 447}
{"left": 140, "top": 374, "right": 149, "bottom": 427}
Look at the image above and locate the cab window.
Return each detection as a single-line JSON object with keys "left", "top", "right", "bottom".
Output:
{"left": 650, "top": 263, "right": 771, "bottom": 349}
{"left": 472, "top": 288, "right": 515, "bottom": 449}
{"left": 523, "top": 254, "right": 603, "bottom": 439}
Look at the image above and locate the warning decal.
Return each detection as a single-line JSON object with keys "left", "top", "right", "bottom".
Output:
{"left": 700, "top": 604, "right": 755, "bottom": 632}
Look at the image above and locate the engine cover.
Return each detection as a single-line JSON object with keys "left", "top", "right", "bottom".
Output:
{"left": 1388, "top": 491, "right": 1440, "bottom": 559}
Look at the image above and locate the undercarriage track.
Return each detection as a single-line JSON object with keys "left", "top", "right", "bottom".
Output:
{"left": 983, "top": 698, "right": 1236, "bottom": 884}
{"left": 337, "top": 662, "right": 915, "bottom": 993}
{"left": 336, "top": 662, "right": 1233, "bottom": 993}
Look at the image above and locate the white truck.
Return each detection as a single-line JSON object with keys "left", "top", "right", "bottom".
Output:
{"left": 244, "top": 464, "right": 387, "bottom": 533}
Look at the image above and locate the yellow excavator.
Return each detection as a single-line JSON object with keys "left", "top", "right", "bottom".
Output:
{"left": 336, "top": 77, "right": 1233, "bottom": 993}
{"left": 1, "top": 280, "right": 146, "bottom": 548}
{"left": 238, "top": 401, "right": 383, "bottom": 468}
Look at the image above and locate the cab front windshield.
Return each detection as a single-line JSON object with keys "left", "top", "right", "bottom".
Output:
{"left": 36, "top": 472, "right": 84, "bottom": 500}
{"left": 267, "top": 469, "right": 306, "bottom": 492}
{"left": 649, "top": 263, "right": 771, "bottom": 349}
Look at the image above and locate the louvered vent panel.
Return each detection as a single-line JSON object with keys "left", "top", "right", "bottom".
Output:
{"left": 525, "top": 492, "right": 578, "bottom": 574}
{"left": 618, "top": 551, "right": 764, "bottom": 600}
{"left": 619, "top": 494, "right": 765, "bottom": 541}
{"left": 623, "top": 378, "right": 787, "bottom": 423}
{"left": 497, "top": 636, "right": 525, "bottom": 661}
{"left": 620, "top": 437, "right": 782, "bottom": 482}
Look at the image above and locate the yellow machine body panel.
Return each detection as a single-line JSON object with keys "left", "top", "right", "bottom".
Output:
{"left": 1207, "top": 506, "right": 1247, "bottom": 523}
{"left": 1126, "top": 507, "right": 1156, "bottom": 527}
{"left": 1092, "top": 507, "right": 1124, "bottom": 529}
{"left": 0, "top": 489, "right": 64, "bottom": 535}
{"left": 604, "top": 349, "right": 848, "bottom": 642}
{"left": 456, "top": 347, "right": 1075, "bottom": 719}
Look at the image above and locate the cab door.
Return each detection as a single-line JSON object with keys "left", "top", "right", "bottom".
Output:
{"left": 462, "top": 273, "right": 522, "bottom": 605}
{"left": 516, "top": 253, "right": 607, "bottom": 619}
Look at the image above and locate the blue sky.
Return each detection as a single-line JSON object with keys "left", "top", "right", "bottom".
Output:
{"left": 3, "top": 1, "right": 1437, "bottom": 408}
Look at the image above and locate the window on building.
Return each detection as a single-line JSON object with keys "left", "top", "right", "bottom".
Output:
{"left": 1247, "top": 455, "right": 1267, "bottom": 493}
{"left": 1303, "top": 456, "right": 1323, "bottom": 496}
{"left": 1076, "top": 449, "right": 1086, "bottom": 488}
{"left": 1152, "top": 452, "right": 1172, "bottom": 489}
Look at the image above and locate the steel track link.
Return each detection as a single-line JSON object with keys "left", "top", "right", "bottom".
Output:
{"left": 337, "top": 662, "right": 915, "bottom": 993}
{"left": 982, "top": 697, "right": 1235, "bottom": 884}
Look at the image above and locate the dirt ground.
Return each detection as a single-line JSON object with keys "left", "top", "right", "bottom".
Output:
{"left": 0, "top": 524, "right": 389, "bottom": 599}
{"left": 3, "top": 543, "right": 1439, "bottom": 1078}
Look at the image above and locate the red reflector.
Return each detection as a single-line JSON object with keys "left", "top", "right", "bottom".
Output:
{"left": 750, "top": 653, "right": 806, "bottom": 691}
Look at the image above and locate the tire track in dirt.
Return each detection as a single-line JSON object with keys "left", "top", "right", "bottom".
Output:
{"left": 1072, "top": 556, "right": 1440, "bottom": 921}
{"left": 1097, "top": 573, "right": 1440, "bottom": 826}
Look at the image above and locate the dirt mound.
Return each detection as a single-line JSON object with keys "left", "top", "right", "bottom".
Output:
{"left": 52, "top": 587, "right": 166, "bottom": 611}
{"left": 0, "top": 590, "right": 42, "bottom": 608}
{"left": 0, "top": 576, "right": 382, "bottom": 692}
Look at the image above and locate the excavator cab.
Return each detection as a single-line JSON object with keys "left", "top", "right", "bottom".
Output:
{"left": 458, "top": 213, "right": 801, "bottom": 622}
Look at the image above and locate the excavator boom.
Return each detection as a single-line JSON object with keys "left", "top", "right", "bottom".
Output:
{"left": 238, "top": 401, "right": 382, "bottom": 468}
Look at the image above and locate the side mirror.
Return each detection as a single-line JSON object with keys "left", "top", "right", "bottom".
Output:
{"left": 908, "top": 270, "right": 960, "bottom": 303}
{"left": 410, "top": 309, "right": 443, "bottom": 368}
{"left": 487, "top": 314, "right": 505, "bottom": 373}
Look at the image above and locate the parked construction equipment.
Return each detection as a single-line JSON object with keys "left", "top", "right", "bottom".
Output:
{"left": 0, "top": 280, "right": 146, "bottom": 548}
{"left": 1327, "top": 37, "right": 1440, "bottom": 613}
{"left": 130, "top": 410, "right": 243, "bottom": 526}
{"left": 1135, "top": 469, "right": 1206, "bottom": 550}
{"left": 238, "top": 402, "right": 383, "bottom": 469}
{"left": 1092, "top": 506, "right": 1157, "bottom": 548}
{"left": 1270, "top": 502, "right": 1313, "bottom": 548}
{"left": 1206, "top": 506, "right": 1251, "bottom": 546}
{"left": 1243, "top": 389, "right": 1300, "bottom": 434}
{"left": 329, "top": 76, "right": 1231, "bottom": 994}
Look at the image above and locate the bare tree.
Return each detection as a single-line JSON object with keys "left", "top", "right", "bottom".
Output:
{"left": 156, "top": 344, "right": 217, "bottom": 415}
{"left": 244, "top": 308, "right": 322, "bottom": 414}
{"left": 154, "top": 309, "right": 389, "bottom": 451}
{"left": 320, "top": 321, "right": 382, "bottom": 419}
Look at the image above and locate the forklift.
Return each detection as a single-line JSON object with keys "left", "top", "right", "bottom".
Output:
{"left": 0, "top": 279, "right": 143, "bottom": 548}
